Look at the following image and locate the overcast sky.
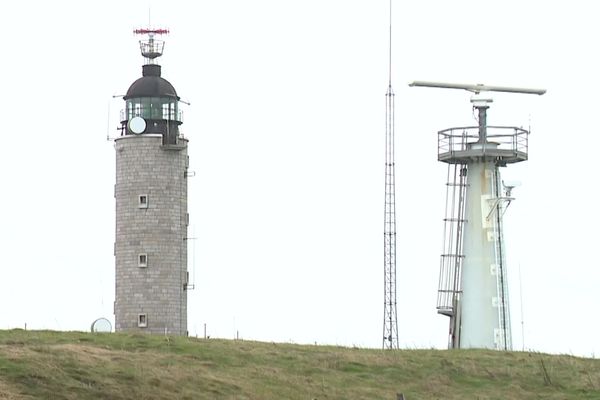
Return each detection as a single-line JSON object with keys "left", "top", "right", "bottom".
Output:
{"left": 0, "top": 0, "right": 598, "bottom": 357}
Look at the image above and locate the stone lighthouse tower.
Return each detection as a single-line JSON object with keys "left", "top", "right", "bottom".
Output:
{"left": 114, "top": 29, "right": 189, "bottom": 335}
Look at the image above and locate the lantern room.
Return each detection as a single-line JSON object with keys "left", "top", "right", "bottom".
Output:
{"left": 120, "top": 29, "right": 183, "bottom": 145}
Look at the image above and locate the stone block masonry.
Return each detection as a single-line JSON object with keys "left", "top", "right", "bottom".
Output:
{"left": 114, "top": 134, "right": 188, "bottom": 335}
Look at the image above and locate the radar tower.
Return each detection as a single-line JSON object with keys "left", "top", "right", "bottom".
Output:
{"left": 409, "top": 81, "right": 544, "bottom": 349}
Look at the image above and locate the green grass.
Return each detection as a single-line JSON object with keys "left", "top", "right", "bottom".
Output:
{"left": 0, "top": 330, "right": 599, "bottom": 399}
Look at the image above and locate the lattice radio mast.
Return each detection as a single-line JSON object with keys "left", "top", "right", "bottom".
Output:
{"left": 382, "top": 0, "right": 399, "bottom": 350}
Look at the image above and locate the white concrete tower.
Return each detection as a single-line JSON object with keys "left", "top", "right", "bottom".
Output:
{"left": 114, "top": 29, "right": 189, "bottom": 335}
{"left": 409, "top": 81, "right": 545, "bottom": 350}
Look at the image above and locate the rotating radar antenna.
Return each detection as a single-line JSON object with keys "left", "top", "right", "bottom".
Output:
{"left": 409, "top": 81, "right": 545, "bottom": 146}
{"left": 408, "top": 81, "right": 546, "bottom": 95}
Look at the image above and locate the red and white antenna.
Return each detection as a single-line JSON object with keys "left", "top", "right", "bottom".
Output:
{"left": 133, "top": 28, "right": 170, "bottom": 63}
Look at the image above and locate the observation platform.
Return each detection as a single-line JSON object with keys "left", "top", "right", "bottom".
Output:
{"left": 438, "top": 126, "right": 528, "bottom": 166}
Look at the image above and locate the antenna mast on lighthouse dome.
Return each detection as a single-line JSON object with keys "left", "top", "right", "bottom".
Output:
{"left": 134, "top": 28, "right": 169, "bottom": 63}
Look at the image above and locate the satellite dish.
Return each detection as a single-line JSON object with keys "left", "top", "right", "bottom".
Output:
{"left": 129, "top": 116, "right": 146, "bottom": 134}
{"left": 91, "top": 317, "right": 112, "bottom": 333}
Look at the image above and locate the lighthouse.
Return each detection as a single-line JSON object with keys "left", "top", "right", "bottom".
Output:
{"left": 114, "top": 29, "right": 189, "bottom": 335}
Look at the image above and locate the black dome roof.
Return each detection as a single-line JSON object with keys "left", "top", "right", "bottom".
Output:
{"left": 124, "top": 64, "right": 179, "bottom": 100}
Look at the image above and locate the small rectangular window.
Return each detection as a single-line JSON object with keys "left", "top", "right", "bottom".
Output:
{"left": 138, "top": 314, "right": 147, "bottom": 328}
{"left": 138, "top": 253, "right": 148, "bottom": 268}
{"left": 138, "top": 195, "right": 148, "bottom": 209}
{"left": 162, "top": 103, "right": 170, "bottom": 120}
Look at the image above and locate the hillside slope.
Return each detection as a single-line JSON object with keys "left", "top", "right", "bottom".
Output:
{"left": 0, "top": 330, "right": 598, "bottom": 399}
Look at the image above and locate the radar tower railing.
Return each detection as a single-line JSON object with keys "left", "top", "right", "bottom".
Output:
{"left": 438, "top": 126, "right": 529, "bottom": 163}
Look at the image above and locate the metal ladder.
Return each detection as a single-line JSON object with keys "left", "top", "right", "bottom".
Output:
{"left": 437, "top": 163, "right": 468, "bottom": 348}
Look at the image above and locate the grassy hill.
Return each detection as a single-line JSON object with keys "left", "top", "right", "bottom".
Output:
{"left": 0, "top": 330, "right": 599, "bottom": 399}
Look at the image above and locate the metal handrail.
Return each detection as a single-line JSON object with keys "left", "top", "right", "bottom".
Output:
{"left": 438, "top": 126, "right": 528, "bottom": 158}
